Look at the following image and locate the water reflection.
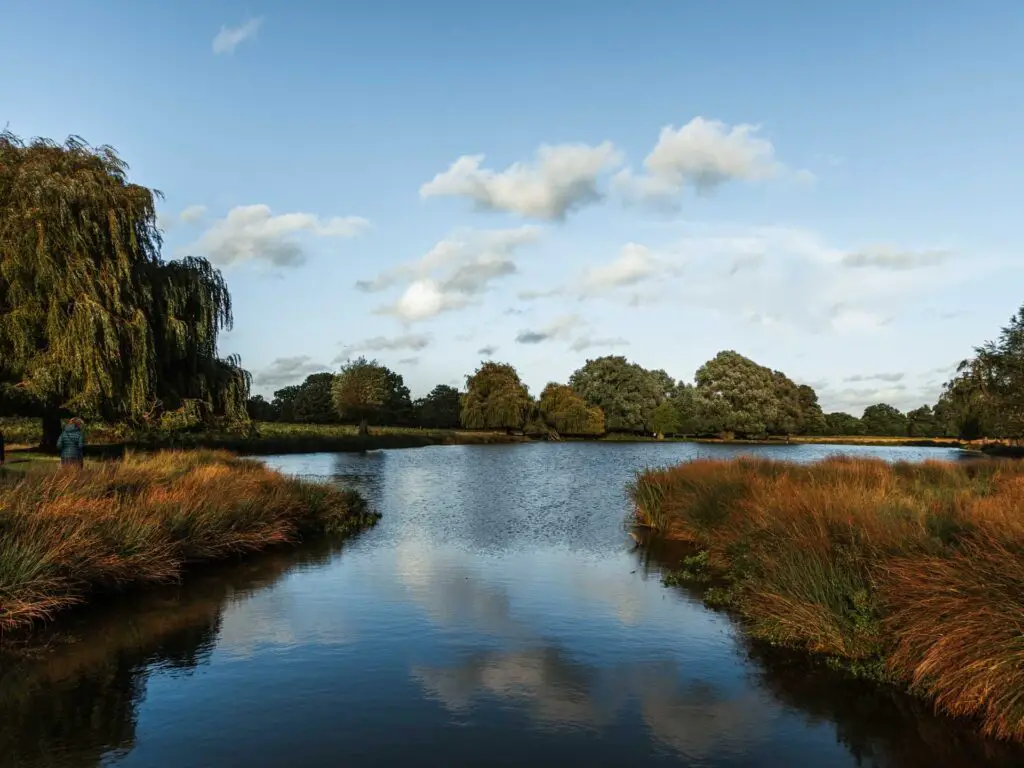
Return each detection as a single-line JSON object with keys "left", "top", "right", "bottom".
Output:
{"left": 0, "top": 543, "right": 342, "bottom": 767}
{"left": 2, "top": 443, "right": 1021, "bottom": 768}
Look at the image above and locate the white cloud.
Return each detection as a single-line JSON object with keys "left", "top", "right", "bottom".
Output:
{"left": 828, "top": 306, "right": 892, "bottom": 333}
{"left": 179, "top": 204, "right": 207, "bottom": 223}
{"left": 477, "top": 345, "right": 498, "bottom": 357}
{"left": 213, "top": 17, "right": 263, "bottom": 55}
{"left": 420, "top": 143, "right": 622, "bottom": 220}
{"left": 581, "top": 243, "right": 675, "bottom": 295}
{"left": 515, "top": 314, "right": 585, "bottom": 344}
{"left": 336, "top": 334, "right": 432, "bottom": 362}
{"left": 183, "top": 204, "right": 369, "bottom": 267}
{"left": 254, "top": 356, "right": 331, "bottom": 388}
{"left": 615, "top": 117, "right": 791, "bottom": 206}
{"left": 843, "top": 372, "right": 905, "bottom": 383}
{"left": 367, "top": 227, "right": 541, "bottom": 322}
{"left": 841, "top": 247, "right": 949, "bottom": 270}
{"left": 569, "top": 336, "right": 629, "bottom": 352}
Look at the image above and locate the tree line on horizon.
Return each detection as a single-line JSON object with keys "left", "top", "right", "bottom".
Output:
{"left": 3, "top": 130, "right": 1022, "bottom": 446}
{"left": 246, "top": 315, "right": 1024, "bottom": 441}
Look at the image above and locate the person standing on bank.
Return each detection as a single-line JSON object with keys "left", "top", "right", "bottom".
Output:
{"left": 57, "top": 417, "right": 85, "bottom": 467}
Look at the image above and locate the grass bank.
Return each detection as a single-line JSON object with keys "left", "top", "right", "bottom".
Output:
{"left": 0, "top": 417, "right": 526, "bottom": 456}
{"left": 629, "top": 456, "right": 1024, "bottom": 742}
{"left": 0, "top": 450, "right": 378, "bottom": 636}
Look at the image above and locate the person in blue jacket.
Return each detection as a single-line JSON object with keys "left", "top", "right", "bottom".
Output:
{"left": 57, "top": 417, "right": 85, "bottom": 467}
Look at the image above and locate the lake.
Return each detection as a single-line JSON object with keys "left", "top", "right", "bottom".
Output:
{"left": 3, "top": 441, "right": 1022, "bottom": 767}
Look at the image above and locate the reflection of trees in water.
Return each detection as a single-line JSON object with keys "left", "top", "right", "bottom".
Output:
{"left": 740, "top": 639, "right": 1024, "bottom": 768}
{"left": 0, "top": 541, "right": 343, "bottom": 768}
{"left": 625, "top": 540, "right": 1024, "bottom": 766}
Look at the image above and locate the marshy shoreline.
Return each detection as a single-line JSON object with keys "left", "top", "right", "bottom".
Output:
{"left": 630, "top": 455, "right": 1024, "bottom": 743}
{"left": 0, "top": 450, "right": 378, "bottom": 638}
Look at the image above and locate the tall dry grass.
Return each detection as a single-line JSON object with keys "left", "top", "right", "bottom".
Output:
{"left": 0, "top": 450, "right": 377, "bottom": 635}
{"left": 629, "top": 455, "right": 1024, "bottom": 741}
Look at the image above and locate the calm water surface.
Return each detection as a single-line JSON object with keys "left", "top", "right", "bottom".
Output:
{"left": 3, "top": 442, "right": 1022, "bottom": 768}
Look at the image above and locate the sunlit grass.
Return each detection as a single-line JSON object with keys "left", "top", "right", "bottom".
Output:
{"left": 631, "top": 455, "right": 1024, "bottom": 741}
{"left": 0, "top": 450, "right": 377, "bottom": 636}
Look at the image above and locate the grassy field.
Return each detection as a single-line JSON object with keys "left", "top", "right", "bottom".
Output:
{"left": 0, "top": 450, "right": 378, "bottom": 636}
{"left": 0, "top": 417, "right": 525, "bottom": 456}
{"left": 630, "top": 456, "right": 1024, "bottom": 742}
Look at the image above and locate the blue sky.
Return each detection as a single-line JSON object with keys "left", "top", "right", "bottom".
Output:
{"left": 3, "top": 1, "right": 1023, "bottom": 414}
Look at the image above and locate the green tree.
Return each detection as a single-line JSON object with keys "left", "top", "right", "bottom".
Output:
{"left": 461, "top": 361, "right": 531, "bottom": 432}
{"left": 669, "top": 383, "right": 703, "bottom": 436}
{"left": 537, "top": 383, "right": 605, "bottom": 436}
{"left": 569, "top": 356, "right": 664, "bottom": 433}
{"left": 413, "top": 384, "right": 462, "bottom": 429}
{"left": 694, "top": 351, "right": 779, "bottom": 437}
{"left": 246, "top": 395, "right": 279, "bottom": 421}
{"left": 861, "top": 403, "right": 908, "bottom": 436}
{"left": 965, "top": 304, "right": 1024, "bottom": 439}
{"left": 292, "top": 372, "right": 339, "bottom": 423}
{"left": 796, "top": 384, "right": 828, "bottom": 435}
{"left": 271, "top": 385, "right": 301, "bottom": 423}
{"left": 824, "top": 411, "right": 865, "bottom": 436}
{"left": 332, "top": 357, "right": 405, "bottom": 435}
{"left": 767, "top": 370, "right": 804, "bottom": 436}
{"left": 647, "top": 401, "right": 680, "bottom": 437}
{"left": 0, "top": 132, "right": 249, "bottom": 449}
{"left": 906, "top": 405, "right": 939, "bottom": 438}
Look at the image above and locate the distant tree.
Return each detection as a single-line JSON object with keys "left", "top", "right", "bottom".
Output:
{"left": 246, "top": 395, "right": 279, "bottom": 422}
{"left": 537, "top": 383, "right": 605, "bottom": 436}
{"left": 796, "top": 385, "right": 828, "bottom": 435}
{"left": 906, "top": 404, "right": 939, "bottom": 438}
{"left": 942, "top": 303, "right": 1024, "bottom": 442}
{"left": 414, "top": 384, "right": 462, "bottom": 429}
{"left": 824, "top": 411, "right": 865, "bottom": 436}
{"left": 461, "top": 361, "right": 532, "bottom": 432}
{"left": 861, "top": 403, "right": 908, "bottom": 436}
{"left": 694, "top": 351, "right": 779, "bottom": 437}
{"left": 292, "top": 372, "right": 338, "bottom": 423}
{"left": 766, "top": 370, "right": 804, "bottom": 437}
{"left": 647, "top": 401, "right": 680, "bottom": 437}
{"left": 332, "top": 357, "right": 405, "bottom": 435}
{"left": 382, "top": 369, "right": 413, "bottom": 426}
{"left": 271, "top": 385, "right": 301, "bottom": 423}
{"left": 569, "top": 356, "right": 664, "bottom": 433}
{"left": 669, "top": 383, "right": 703, "bottom": 436}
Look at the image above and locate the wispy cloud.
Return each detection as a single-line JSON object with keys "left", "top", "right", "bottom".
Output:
{"left": 841, "top": 247, "right": 949, "bottom": 270}
{"left": 515, "top": 314, "right": 584, "bottom": 344}
{"left": 182, "top": 204, "right": 369, "bottom": 268}
{"left": 254, "top": 356, "right": 331, "bottom": 388}
{"left": 569, "top": 336, "right": 629, "bottom": 352}
{"left": 843, "top": 372, "right": 905, "bottom": 383}
{"left": 334, "top": 334, "right": 431, "bottom": 362}
{"left": 212, "top": 17, "right": 263, "bottom": 55}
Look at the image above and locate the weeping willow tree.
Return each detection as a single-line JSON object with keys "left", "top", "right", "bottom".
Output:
{"left": 0, "top": 131, "right": 249, "bottom": 449}
{"left": 461, "top": 361, "right": 532, "bottom": 433}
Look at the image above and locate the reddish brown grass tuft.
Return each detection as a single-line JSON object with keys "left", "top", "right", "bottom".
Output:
{"left": 631, "top": 455, "right": 1024, "bottom": 741}
{"left": 0, "top": 450, "right": 376, "bottom": 636}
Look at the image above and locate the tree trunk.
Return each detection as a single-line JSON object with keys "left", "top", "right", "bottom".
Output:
{"left": 358, "top": 418, "right": 369, "bottom": 437}
{"left": 40, "top": 411, "right": 62, "bottom": 453}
